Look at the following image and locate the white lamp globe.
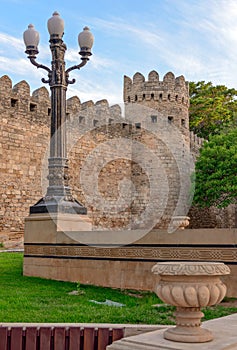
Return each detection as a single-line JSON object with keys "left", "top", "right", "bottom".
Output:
{"left": 78, "top": 26, "right": 94, "bottom": 56}
{"left": 47, "top": 11, "right": 64, "bottom": 38}
{"left": 23, "top": 24, "right": 39, "bottom": 52}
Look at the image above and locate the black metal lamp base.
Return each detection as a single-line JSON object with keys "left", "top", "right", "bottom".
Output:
{"left": 30, "top": 197, "right": 87, "bottom": 215}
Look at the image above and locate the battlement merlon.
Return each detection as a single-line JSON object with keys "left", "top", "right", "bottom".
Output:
{"left": 0, "top": 73, "right": 191, "bottom": 134}
{"left": 123, "top": 70, "right": 189, "bottom": 105}
{"left": 0, "top": 75, "right": 50, "bottom": 102}
{"left": 85, "top": 100, "right": 121, "bottom": 123}
{"left": 123, "top": 70, "right": 190, "bottom": 139}
{"left": 190, "top": 131, "right": 206, "bottom": 148}
{"left": 67, "top": 97, "right": 122, "bottom": 128}
{"left": 0, "top": 75, "right": 121, "bottom": 128}
{"left": 0, "top": 75, "right": 51, "bottom": 124}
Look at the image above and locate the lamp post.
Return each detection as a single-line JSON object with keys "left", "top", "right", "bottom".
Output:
{"left": 23, "top": 11, "right": 94, "bottom": 215}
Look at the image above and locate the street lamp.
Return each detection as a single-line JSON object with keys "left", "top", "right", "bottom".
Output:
{"left": 23, "top": 11, "right": 94, "bottom": 215}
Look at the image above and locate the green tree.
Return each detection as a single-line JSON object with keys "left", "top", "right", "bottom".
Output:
{"left": 193, "top": 128, "right": 237, "bottom": 208}
{"left": 189, "top": 81, "right": 237, "bottom": 139}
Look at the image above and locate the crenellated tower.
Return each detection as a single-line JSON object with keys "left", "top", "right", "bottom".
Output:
{"left": 124, "top": 70, "right": 190, "bottom": 140}
{"left": 0, "top": 71, "right": 234, "bottom": 236}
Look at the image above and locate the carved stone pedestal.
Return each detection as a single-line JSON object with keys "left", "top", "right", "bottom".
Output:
{"left": 23, "top": 212, "right": 92, "bottom": 279}
{"left": 167, "top": 307, "right": 211, "bottom": 342}
{"left": 107, "top": 262, "right": 232, "bottom": 350}
{"left": 152, "top": 261, "right": 230, "bottom": 343}
{"left": 170, "top": 216, "right": 190, "bottom": 230}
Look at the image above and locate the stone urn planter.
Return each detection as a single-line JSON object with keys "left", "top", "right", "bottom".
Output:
{"left": 152, "top": 261, "right": 230, "bottom": 343}
{"left": 171, "top": 216, "right": 190, "bottom": 230}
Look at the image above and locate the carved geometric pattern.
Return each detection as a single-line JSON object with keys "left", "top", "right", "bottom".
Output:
{"left": 24, "top": 245, "right": 237, "bottom": 263}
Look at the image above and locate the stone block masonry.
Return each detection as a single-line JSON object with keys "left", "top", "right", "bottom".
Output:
{"left": 0, "top": 75, "right": 50, "bottom": 232}
{"left": 0, "top": 71, "right": 235, "bottom": 233}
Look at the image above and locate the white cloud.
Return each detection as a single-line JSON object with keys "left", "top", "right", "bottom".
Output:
{"left": 66, "top": 48, "right": 116, "bottom": 70}
{"left": 0, "top": 32, "right": 23, "bottom": 52}
{"left": 92, "top": 16, "right": 163, "bottom": 47}
{"left": 0, "top": 29, "right": 122, "bottom": 103}
{"left": 89, "top": 3, "right": 237, "bottom": 88}
{"left": 0, "top": 56, "right": 47, "bottom": 81}
{"left": 173, "top": 0, "right": 237, "bottom": 86}
{"left": 67, "top": 78, "right": 122, "bottom": 105}
{"left": 2, "top": 1, "right": 237, "bottom": 105}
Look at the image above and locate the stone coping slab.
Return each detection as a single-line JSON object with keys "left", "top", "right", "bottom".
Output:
{"left": 107, "top": 313, "right": 237, "bottom": 349}
{"left": 0, "top": 249, "right": 24, "bottom": 253}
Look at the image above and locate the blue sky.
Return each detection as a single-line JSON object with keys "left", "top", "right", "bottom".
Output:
{"left": 0, "top": 0, "right": 237, "bottom": 104}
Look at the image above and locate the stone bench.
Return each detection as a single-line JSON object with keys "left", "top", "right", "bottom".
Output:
{"left": 0, "top": 325, "right": 124, "bottom": 350}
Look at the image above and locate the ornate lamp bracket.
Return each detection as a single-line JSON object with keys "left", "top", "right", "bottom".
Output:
{"left": 28, "top": 55, "right": 52, "bottom": 85}
{"left": 65, "top": 59, "right": 88, "bottom": 85}
{"left": 23, "top": 13, "right": 94, "bottom": 215}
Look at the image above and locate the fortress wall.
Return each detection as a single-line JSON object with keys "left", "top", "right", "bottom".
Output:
{"left": 0, "top": 76, "right": 50, "bottom": 232}
{"left": 0, "top": 71, "right": 235, "bottom": 232}
{"left": 124, "top": 71, "right": 190, "bottom": 142}
{"left": 189, "top": 130, "right": 206, "bottom": 160}
{"left": 0, "top": 76, "right": 134, "bottom": 232}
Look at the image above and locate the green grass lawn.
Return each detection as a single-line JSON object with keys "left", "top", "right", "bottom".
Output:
{"left": 0, "top": 253, "right": 237, "bottom": 324}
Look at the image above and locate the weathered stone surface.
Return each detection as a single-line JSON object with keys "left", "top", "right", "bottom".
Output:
{"left": 152, "top": 261, "right": 230, "bottom": 343}
{"left": 106, "top": 313, "right": 237, "bottom": 349}
{"left": 0, "top": 71, "right": 235, "bottom": 233}
{"left": 0, "top": 231, "right": 24, "bottom": 249}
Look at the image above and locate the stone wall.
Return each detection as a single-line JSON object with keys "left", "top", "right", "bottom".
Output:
{"left": 0, "top": 70, "right": 235, "bottom": 232}
{"left": 24, "top": 227, "right": 237, "bottom": 297}
{"left": 0, "top": 75, "right": 50, "bottom": 232}
{"left": 188, "top": 205, "right": 236, "bottom": 229}
{"left": 66, "top": 70, "right": 191, "bottom": 231}
{"left": 189, "top": 131, "right": 206, "bottom": 160}
{"left": 124, "top": 70, "right": 190, "bottom": 142}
